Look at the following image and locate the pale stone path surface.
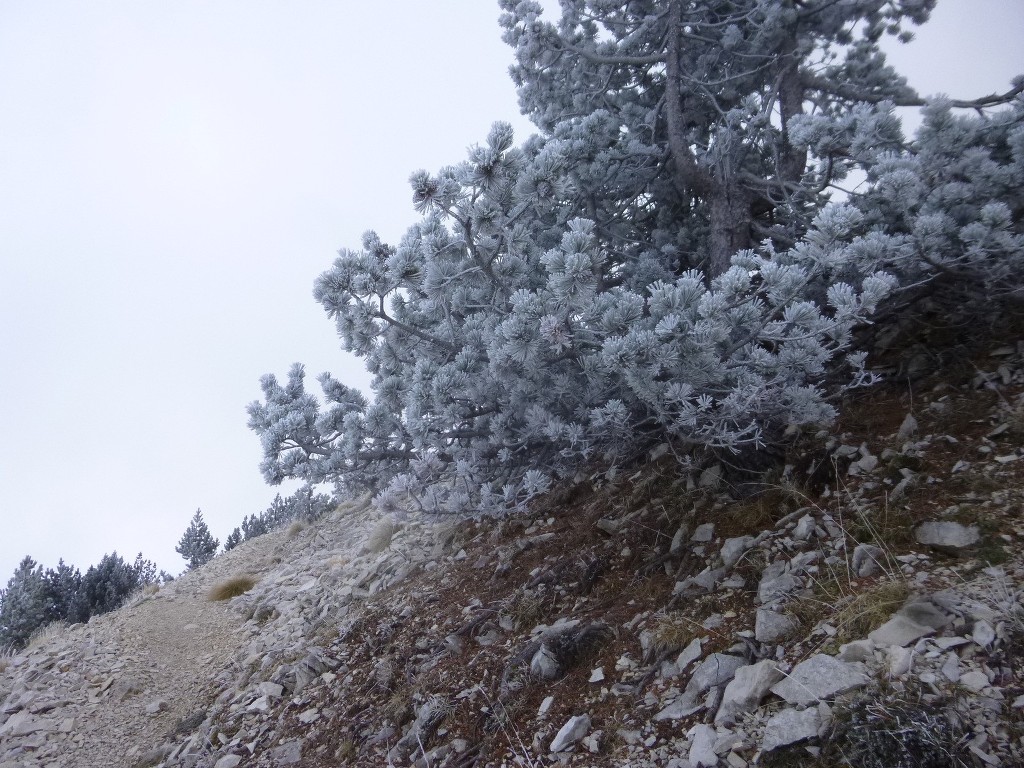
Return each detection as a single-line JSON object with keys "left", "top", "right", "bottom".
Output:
{"left": 0, "top": 529, "right": 287, "bottom": 768}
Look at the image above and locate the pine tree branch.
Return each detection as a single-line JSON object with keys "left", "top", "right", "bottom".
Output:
{"left": 804, "top": 74, "right": 1024, "bottom": 109}
{"left": 376, "top": 296, "right": 457, "bottom": 353}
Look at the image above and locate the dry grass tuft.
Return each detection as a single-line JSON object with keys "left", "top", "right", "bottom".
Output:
{"left": 364, "top": 518, "right": 396, "bottom": 553}
{"left": 26, "top": 621, "right": 67, "bottom": 651}
{"left": 0, "top": 644, "right": 15, "bottom": 673}
{"left": 644, "top": 614, "right": 700, "bottom": 663}
{"left": 717, "top": 486, "right": 797, "bottom": 538}
{"left": 208, "top": 574, "right": 258, "bottom": 601}
{"left": 794, "top": 577, "right": 911, "bottom": 651}
{"left": 286, "top": 520, "right": 307, "bottom": 539}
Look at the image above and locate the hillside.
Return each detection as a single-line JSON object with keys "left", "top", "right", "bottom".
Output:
{"left": 2, "top": 345, "right": 1024, "bottom": 767}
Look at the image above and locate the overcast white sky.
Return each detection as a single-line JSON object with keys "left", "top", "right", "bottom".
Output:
{"left": 1, "top": 1, "right": 1021, "bottom": 582}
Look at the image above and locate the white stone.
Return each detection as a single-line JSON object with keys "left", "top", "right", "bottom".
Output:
{"left": 720, "top": 536, "right": 754, "bottom": 568}
{"left": 538, "top": 696, "right": 554, "bottom": 716}
{"left": 755, "top": 609, "right": 797, "bottom": 643}
{"left": 676, "top": 638, "right": 702, "bottom": 671}
{"left": 868, "top": 614, "right": 935, "bottom": 647}
{"left": 687, "top": 724, "right": 718, "bottom": 767}
{"left": 762, "top": 707, "right": 820, "bottom": 752}
{"left": 770, "top": 655, "right": 869, "bottom": 705}
{"left": 692, "top": 523, "right": 715, "bottom": 543}
{"left": 715, "top": 660, "right": 782, "bottom": 725}
{"left": 914, "top": 521, "right": 980, "bottom": 550}
{"left": 972, "top": 620, "right": 995, "bottom": 648}
{"left": 550, "top": 714, "right": 591, "bottom": 752}
{"left": 792, "top": 515, "right": 815, "bottom": 541}
{"left": 959, "top": 670, "right": 989, "bottom": 692}
{"left": 588, "top": 667, "right": 605, "bottom": 683}
{"left": 888, "top": 646, "right": 914, "bottom": 677}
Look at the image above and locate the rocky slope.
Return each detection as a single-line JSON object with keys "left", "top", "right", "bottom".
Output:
{"left": 2, "top": 343, "right": 1024, "bottom": 768}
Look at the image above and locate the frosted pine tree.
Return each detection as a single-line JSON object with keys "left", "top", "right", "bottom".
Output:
{"left": 0, "top": 557, "right": 51, "bottom": 649}
{"left": 176, "top": 509, "right": 219, "bottom": 570}
{"left": 249, "top": 0, "right": 1022, "bottom": 517}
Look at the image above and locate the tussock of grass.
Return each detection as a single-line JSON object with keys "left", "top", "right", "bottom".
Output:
{"left": 26, "top": 620, "right": 67, "bottom": 651}
{"left": 286, "top": 520, "right": 307, "bottom": 539}
{"left": 794, "top": 577, "right": 911, "bottom": 651}
{"left": 364, "top": 518, "right": 396, "bottom": 553}
{"left": 208, "top": 575, "right": 258, "bottom": 601}
{"left": 644, "top": 614, "right": 700, "bottom": 663}
{"left": 0, "top": 644, "right": 15, "bottom": 673}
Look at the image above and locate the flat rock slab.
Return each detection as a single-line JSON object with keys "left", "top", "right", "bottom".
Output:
{"left": 868, "top": 614, "right": 935, "bottom": 647}
{"left": 687, "top": 654, "right": 748, "bottom": 695}
{"left": 770, "top": 655, "right": 869, "bottom": 705}
{"left": 914, "top": 521, "right": 979, "bottom": 550}
{"left": 762, "top": 707, "right": 821, "bottom": 751}
{"left": 897, "top": 600, "right": 950, "bottom": 630}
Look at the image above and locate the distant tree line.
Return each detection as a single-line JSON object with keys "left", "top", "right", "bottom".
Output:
{"left": 1, "top": 488, "right": 334, "bottom": 651}
{"left": 223, "top": 486, "right": 333, "bottom": 552}
{"left": 0, "top": 552, "right": 168, "bottom": 650}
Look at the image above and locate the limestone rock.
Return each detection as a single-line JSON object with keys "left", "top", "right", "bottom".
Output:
{"left": 530, "top": 645, "right": 562, "bottom": 680}
{"left": 851, "top": 543, "right": 884, "bottom": 578}
{"left": 688, "top": 654, "right": 748, "bottom": 695}
{"left": 837, "top": 639, "right": 875, "bottom": 663}
{"left": 914, "top": 521, "right": 979, "bottom": 551}
{"left": 688, "top": 724, "right": 718, "bottom": 767}
{"left": 770, "top": 655, "right": 868, "bottom": 705}
{"left": 761, "top": 707, "right": 820, "bottom": 752}
{"left": 715, "top": 660, "right": 782, "bottom": 725}
{"left": 549, "top": 714, "right": 591, "bottom": 752}
{"left": 868, "top": 614, "right": 935, "bottom": 648}
{"left": 720, "top": 536, "right": 755, "bottom": 569}
{"left": 692, "top": 523, "right": 716, "bottom": 543}
{"left": 270, "top": 739, "right": 303, "bottom": 764}
{"left": 757, "top": 563, "right": 801, "bottom": 605}
{"left": 755, "top": 609, "right": 797, "bottom": 643}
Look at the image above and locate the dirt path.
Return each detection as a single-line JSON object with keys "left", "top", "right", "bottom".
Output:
{"left": 0, "top": 535, "right": 284, "bottom": 768}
